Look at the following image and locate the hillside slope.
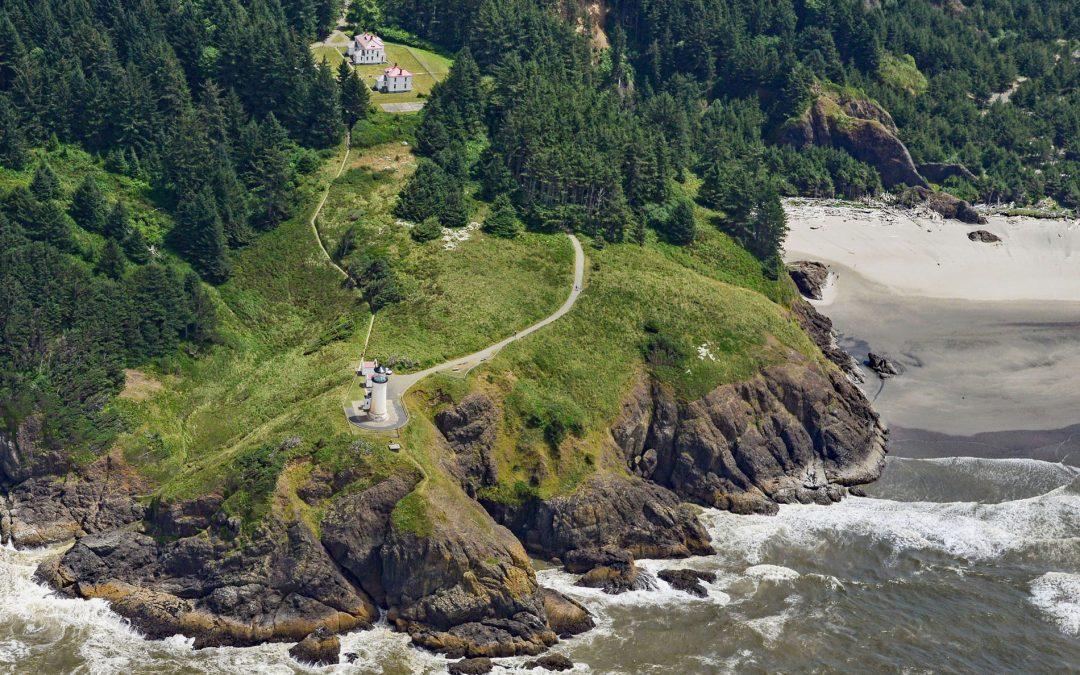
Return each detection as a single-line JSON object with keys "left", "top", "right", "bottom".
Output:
{"left": 9, "top": 122, "right": 884, "bottom": 658}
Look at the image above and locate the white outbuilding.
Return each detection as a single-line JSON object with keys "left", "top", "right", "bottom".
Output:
{"left": 348, "top": 32, "right": 386, "bottom": 65}
{"left": 375, "top": 64, "right": 413, "bottom": 93}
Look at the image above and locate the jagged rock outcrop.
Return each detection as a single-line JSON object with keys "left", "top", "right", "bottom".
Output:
{"left": 918, "top": 162, "right": 978, "bottom": 185}
{"left": 779, "top": 90, "right": 928, "bottom": 189}
{"left": 435, "top": 393, "right": 500, "bottom": 496}
{"left": 322, "top": 474, "right": 556, "bottom": 658}
{"left": 657, "top": 569, "right": 716, "bottom": 598}
{"left": 1, "top": 451, "right": 148, "bottom": 548}
{"left": 289, "top": 626, "right": 340, "bottom": 666}
{"left": 790, "top": 298, "right": 861, "bottom": 380}
{"left": 787, "top": 260, "right": 831, "bottom": 301}
{"left": 567, "top": 545, "right": 657, "bottom": 594}
{"left": 866, "top": 353, "right": 900, "bottom": 379}
{"left": 539, "top": 587, "right": 594, "bottom": 636}
{"left": 903, "top": 186, "right": 986, "bottom": 224}
{"left": 523, "top": 654, "right": 575, "bottom": 671}
{"left": 449, "top": 657, "right": 494, "bottom": 675}
{"left": 34, "top": 454, "right": 563, "bottom": 658}
{"left": 482, "top": 474, "right": 713, "bottom": 561}
{"left": 612, "top": 351, "right": 887, "bottom": 515}
{"left": 38, "top": 515, "right": 378, "bottom": 647}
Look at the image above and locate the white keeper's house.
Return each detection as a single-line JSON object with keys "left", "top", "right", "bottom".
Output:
{"left": 348, "top": 32, "right": 386, "bottom": 64}
{"left": 375, "top": 64, "right": 413, "bottom": 93}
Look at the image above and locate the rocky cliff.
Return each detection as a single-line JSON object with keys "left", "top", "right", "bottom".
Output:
{"left": 8, "top": 322, "right": 887, "bottom": 659}
{"left": 780, "top": 89, "right": 928, "bottom": 190}
{"left": 611, "top": 350, "right": 887, "bottom": 515}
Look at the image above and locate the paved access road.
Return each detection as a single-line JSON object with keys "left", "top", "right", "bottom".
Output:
{"left": 350, "top": 233, "right": 585, "bottom": 431}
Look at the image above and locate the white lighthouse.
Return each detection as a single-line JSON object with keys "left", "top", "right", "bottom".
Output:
{"left": 370, "top": 371, "right": 389, "bottom": 421}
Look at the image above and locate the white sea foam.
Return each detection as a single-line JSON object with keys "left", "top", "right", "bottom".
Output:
{"left": 702, "top": 481, "right": 1080, "bottom": 564}
{"left": 743, "top": 565, "right": 800, "bottom": 582}
{"left": 1029, "top": 572, "right": 1080, "bottom": 637}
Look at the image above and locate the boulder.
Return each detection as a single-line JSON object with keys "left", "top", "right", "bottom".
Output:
{"left": 448, "top": 657, "right": 493, "bottom": 675}
{"left": 657, "top": 569, "right": 717, "bottom": 598}
{"left": 968, "top": 229, "right": 1001, "bottom": 243}
{"left": 289, "top": 626, "right": 340, "bottom": 666}
{"left": 539, "top": 588, "right": 594, "bottom": 636}
{"left": 787, "top": 261, "right": 830, "bottom": 300}
{"left": 866, "top": 353, "right": 900, "bottom": 379}
{"left": 566, "top": 546, "right": 655, "bottom": 595}
{"left": 523, "top": 654, "right": 575, "bottom": 671}
{"left": 924, "top": 190, "right": 985, "bottom": 224}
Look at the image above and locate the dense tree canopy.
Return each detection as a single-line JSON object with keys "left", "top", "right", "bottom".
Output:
{"left": 0, "top": 0, "right": 346, "bottom": 456}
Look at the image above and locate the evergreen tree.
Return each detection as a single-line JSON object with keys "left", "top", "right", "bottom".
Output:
{"left": 95, "top": 239, "right": 127, "bottom": 280}
{"left": 70, "top": 176, "right": 108, "bottom": 233}
{"left": 0, "top": 11, "right": 25, "bottom": 90}
{"left": 181, "top": 272, "right": 216, "bottom": 344}
{"left": 665, "top": 198, "right": 697, "bottom": 245}
{"left": 105, "top": 201, "right": 132, "bottom": 241}
{"left": 30, "top": 162, "right": 62, "bottom": 201}
{"left": 29, "top": 199, "right": 76, "bottom": 251}
{"left": 394, "top": 159, "right": 451, "bottom": 223}
{"left": 411, "top": 216, "right": 442, "bottom": 242}
{"left": 482, "top": 194, "right": 521, "bottom": 238}
{"left": 744, "top": 185, "right": 788, "bottom": 272}
{"left": 249, "top": 114, "right": 296, "bottom": 229}
{"left": 440, "top": 181, "right": 470, "bottom": 228}
{"left": 337, "top": 60, "right": 370, "bottom": 128}
{"left": 123, "top": 226, "right": 151, "bottom": 264}
{"left": 0, "top": 93, "right": 28, "bottom": 169}
{"left": 177, "top": 188, "right": 232, "bottom": 284}
{"left": 305, "top": 59, "right": 345, "bottom": 148}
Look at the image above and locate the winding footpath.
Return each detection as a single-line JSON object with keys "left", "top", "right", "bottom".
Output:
{"left": 348, "top": 234, "right": 585, "bottom": 431}
{"left": 310, "top": 133, "right": 352, "bottom": 280}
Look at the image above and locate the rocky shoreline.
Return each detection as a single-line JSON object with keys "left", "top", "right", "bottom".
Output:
{"left": 1, "top": 300, "right": 887, "bottom": 666}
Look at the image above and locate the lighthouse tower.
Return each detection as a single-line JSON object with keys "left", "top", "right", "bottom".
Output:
{"left": 370, "top": 370, "right": 389, "bottom": 421}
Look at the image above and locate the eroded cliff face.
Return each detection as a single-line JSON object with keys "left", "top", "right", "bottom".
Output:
{"left": 611, "top": 351, "right": 887, "bottom": 515}
{"left": 780, "top": 91, "right": 928, "bottom": 190}
{"left": 34, "top": 463, "right": 563, "bottom": 658}
{"left": 1, "top": 418, "right": 148, "bottom": 549}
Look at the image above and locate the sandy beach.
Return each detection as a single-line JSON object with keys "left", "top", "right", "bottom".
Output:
{"left": 785, "top": 199, "right": 1080, "bottom": 302}
{"left": 784, "top": 200, "right": 1080, "bottom": 443}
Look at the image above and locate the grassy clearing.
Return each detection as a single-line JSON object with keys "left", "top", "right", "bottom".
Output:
{"left": 312, "top": 44, "right": 346, "bottom": 67}
{"left": 355, "top": 43, "right": 451, "bottom": 103}
{"left": 423, "top": 220, "right": 814, "bottom": 500}
{"left": 318, "top": 123, "right": 572, "bottom": 372}
{"left": 111, "top": 142, "right": 366, "bottom": 499}
{"left": 110, "top": 129, "right": 571, "bottom": 514}
{"left": 309, "top": 41, "right": 451, "bottom": 104}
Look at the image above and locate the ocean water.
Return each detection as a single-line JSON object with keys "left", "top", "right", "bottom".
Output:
{"left": 3, "top": 455, "right": 1078, "bottom": 673}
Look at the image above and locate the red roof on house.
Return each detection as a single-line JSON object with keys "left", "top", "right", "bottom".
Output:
{"left": 383, "top": 65, "right": 412, "bottom": 77}
{"left": 355, "top": 32, "right": 384, "bottom": 49}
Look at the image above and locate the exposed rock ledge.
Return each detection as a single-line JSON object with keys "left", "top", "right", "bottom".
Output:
{"left": 611, "top": 350, "right": 887, "bottom": 515}
{"left": 31, "top": 465, "right": 566, "bottom": 658}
